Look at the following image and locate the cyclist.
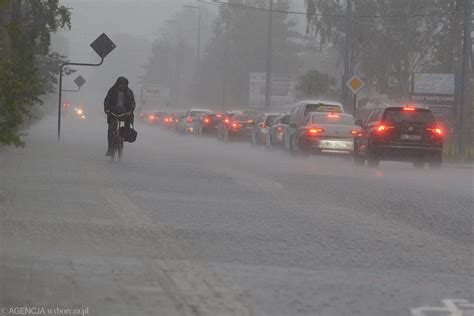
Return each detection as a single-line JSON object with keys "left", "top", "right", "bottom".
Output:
{"left": 104, "top": 76, "right": 136, "bottom": 156}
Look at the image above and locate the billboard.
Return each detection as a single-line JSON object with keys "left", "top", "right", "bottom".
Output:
{"left": 249, "top": 73, "right": 296, "bottom": 109}
{"left": 412, "top": 73, "right": 455, "bottom": 95}
{"left": 141, "top": 85, "right": 171, "bottom": 109}
{"left": 142, "top": 85, "right": 171, "bottom": 98}
{"left": 410, "top": 73, "right": 456, "bottom": 119}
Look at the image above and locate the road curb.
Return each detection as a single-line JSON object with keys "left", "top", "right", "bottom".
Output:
{"left": 443, "top": 163, "right": 473, "bottom": 169}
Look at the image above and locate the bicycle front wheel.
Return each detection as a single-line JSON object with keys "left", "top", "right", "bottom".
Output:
{"left": 118, "top": 142, "right": 123, "bottom": 161}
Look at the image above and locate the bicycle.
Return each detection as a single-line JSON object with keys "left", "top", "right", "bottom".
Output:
{"left": 109, "top": 112, "right": 127, "bottom": 161}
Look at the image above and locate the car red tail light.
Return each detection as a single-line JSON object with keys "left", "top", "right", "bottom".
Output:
{"left": 403, "top": 106, "right": 416, "bottom": 112}
{"left": 327, "top": 113, "right": 340, "bottom": 118}
{"left": 350, "top": 130, "right": 361, "bottom": 136}
{"left": 376, "top": 125, "right": 394, "bottom": 133}
{"left": 148, "top": 115, "right": 156, "bottom": 121}
{"left": 277, "top": 126, "right": 284, "bottom": 133}
{"left": 224, "top": 118, "right": 230, "bottom": 123}
{"left": 427, "top": 127, "right": 443, "bottom": 136}
{"left": 204, "top": 118, "right": 210, "bottom": 124}
{"left": 231, "top": 123, "right": 241, "bottom": 129}
{"left": 186, "top": 117, "right": 194, "bottom": 123}
{"left": 307, "top": 128, "right": 324, "bottom": 136}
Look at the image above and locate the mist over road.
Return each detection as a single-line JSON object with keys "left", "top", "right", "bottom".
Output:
{"left": 1, "top": 115, "right": 472, "bottom": 316}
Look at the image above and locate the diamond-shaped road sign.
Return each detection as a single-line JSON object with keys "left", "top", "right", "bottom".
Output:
{"left": 90, "top": 33, "right": 116, "bottom": 59}
{"left": 74, "top": 75, "right": 86, "bottom": 88}
{"left": 346, "top": 75, "right": 365, "bottom": 94}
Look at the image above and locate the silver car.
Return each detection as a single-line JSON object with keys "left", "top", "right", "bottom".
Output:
{"left": 293, "top": 112, "right": 360, "bottom": 154}
{"left": 178, "top": 109, "right": 213, "bottom": 134}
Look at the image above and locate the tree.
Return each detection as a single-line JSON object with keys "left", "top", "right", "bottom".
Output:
{"left": 141, "top": 7, "right": 206, "bottom": 107}
{"left": 0, "top": 0, "right": 71, "bottom": 146}
{"left": 304, "top": 0, "right": 464, "bottom": 100}
{"left": 296, "top": 69, "right": 338, "bottom": 99}
{"left": 198, "top": 0, "right": 301, "bottom": 108}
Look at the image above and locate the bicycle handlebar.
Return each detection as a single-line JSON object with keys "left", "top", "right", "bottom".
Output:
{"left": 109, "top": 113, "right": 128, "bottom": 118}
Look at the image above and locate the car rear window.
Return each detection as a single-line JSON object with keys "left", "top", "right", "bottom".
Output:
{"left": 304, "top": 104, "right": 343, "bottom": 116}
{"left": 383, "top": 108, "right": 435, "bottom": 124}
{"left": 280, "top": 115, "right": 290, "bottom": 124}
{"left": 234, "top": 114, "right": 257, "bottom": 122}
{"left": 311, "top": 115, "right": 354, "bottom": 125}
{"left": 265, "top": 115, "right": 278, "bottom": 124}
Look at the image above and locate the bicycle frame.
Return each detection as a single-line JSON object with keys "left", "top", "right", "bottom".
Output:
{"left": 110, "top": 113, "right": 126, "bottom": 161}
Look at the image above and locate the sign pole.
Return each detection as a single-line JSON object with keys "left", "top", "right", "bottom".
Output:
{"left": 58, "top": 58, "right": 103, "bottom": 141}
{"left": 353, "top": 93, "right": 357, "bottom": 116}
{"left": 57, "top": 33, "right": 115, "bottom": 141}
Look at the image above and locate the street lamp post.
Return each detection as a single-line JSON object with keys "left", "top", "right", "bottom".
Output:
{"left": 222, "top": 5, "right": 230, "bottom": 112}
{"left": 166, "top": 19, "right": 181, "bottom": 107}
{"left": 264, "top": 0, "right": 273, "bottom": 111}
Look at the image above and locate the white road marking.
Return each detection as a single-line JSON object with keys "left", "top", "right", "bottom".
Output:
{"left": 411, "top": 299, "right": 474, "bottom": 316}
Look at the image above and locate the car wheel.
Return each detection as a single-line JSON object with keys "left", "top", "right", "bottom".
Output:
{"left": 367, "top": 148, "right": 380, "bottom": 168}
{"left": 353, "top": 152, "right": 365, "bottom": 166}
{"left": 428, "top": 152, "right": 442, "bottom": 169}
{"left": 413, "top": 158, "right": 425, "bottom": 169}
{"left": 291, "top": 137, "right": 300, "bottom": 155}
{"left": 265, "top": 135, "right": 272, "bottom": 149}
{"left": 251, "top": 133, "right": 257, "bottom": 145}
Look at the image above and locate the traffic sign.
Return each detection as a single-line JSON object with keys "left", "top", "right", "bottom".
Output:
{"left": 346, "top": 75, "right": 365, "bottom": 94}
{"left": 74, "top": 75, "right": 86, "bottom": 88}
{"left": 90, "top": 33, "right": 116, "bottom": 59}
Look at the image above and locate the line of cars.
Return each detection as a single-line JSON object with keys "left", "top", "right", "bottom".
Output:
{"left": 139, "top": 99, "right": 445, "bottom": 169}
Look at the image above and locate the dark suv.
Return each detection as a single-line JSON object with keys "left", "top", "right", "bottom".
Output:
{"left": 353, "top": 105, "right": 443, "bottom": 168}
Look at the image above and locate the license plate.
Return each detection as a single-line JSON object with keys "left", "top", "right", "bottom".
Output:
{"left": 401, "top": 134, "right": 421, "bottom": 140}
{"left": 322, "top": 141, "right": 351, "bottom": 149}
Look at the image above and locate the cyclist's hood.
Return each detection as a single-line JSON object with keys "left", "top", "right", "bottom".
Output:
{"left": 115, "top": 76, "right": 129, "bottom": 87}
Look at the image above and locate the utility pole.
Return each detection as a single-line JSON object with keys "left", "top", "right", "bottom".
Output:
{"left": 222, "top": 4, "right": 230, "bottom": 112}
{"left": 342, "top": 0, "right": 353, "bottom": 111}
{"left": 182, "top": 5, "right": 201, "bottom": 82}
{"left": 458, "top": 0, "right": 472, "bottom": 159}
{"left": 166, "top": 20, "right": 181, "bottom": 107}
{"left": 264, "top": 0, "right": 273, "bottom": 112}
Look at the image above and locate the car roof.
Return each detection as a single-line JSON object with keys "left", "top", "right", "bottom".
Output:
{"left": 296, "top": 99, "right": 344, "bottom": 107}
{"left": 385, "top": 105, "right": 429, "bottom": 110}
{"left": 309, "top": 112, "right": 354, "bottom": 118}
{"left": 189, "top": 109, "right": 213, "bottom": 112}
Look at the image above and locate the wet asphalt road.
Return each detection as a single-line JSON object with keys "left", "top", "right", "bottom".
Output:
{"left": 0, "top": 115, "right": 472, "bottom": 316}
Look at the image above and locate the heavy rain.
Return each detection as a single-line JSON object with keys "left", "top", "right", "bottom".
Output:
{"left": 0, "top": 1, "right": 473, "bottom": 315}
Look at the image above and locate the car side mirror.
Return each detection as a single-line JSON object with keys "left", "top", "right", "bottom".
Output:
{"left": 355, "top": 119, "right": 363, "bottom": 127}
{"left": 289, "top": 122, "right": 297, "bottom": 128}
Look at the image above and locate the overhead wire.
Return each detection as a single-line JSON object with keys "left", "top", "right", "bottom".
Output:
{"left": 198, "top": 0, "right": 460, "bottom": 19}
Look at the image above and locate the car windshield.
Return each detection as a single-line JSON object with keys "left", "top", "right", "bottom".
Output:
{"left": 311, "top": 115, "right": 354, "bottom": 125}
{"left": 383, "top": 108, "right": 436, "bottom": 124}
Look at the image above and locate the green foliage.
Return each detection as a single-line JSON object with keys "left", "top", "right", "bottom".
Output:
{"left": 296, "top": 69, "right": 338, "bottom": 99}
{"left": 0, "top": 0, "right": 71, "bottom": 146}
{"left": 305, "top": 0, "right": 464, "bottom": 100}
